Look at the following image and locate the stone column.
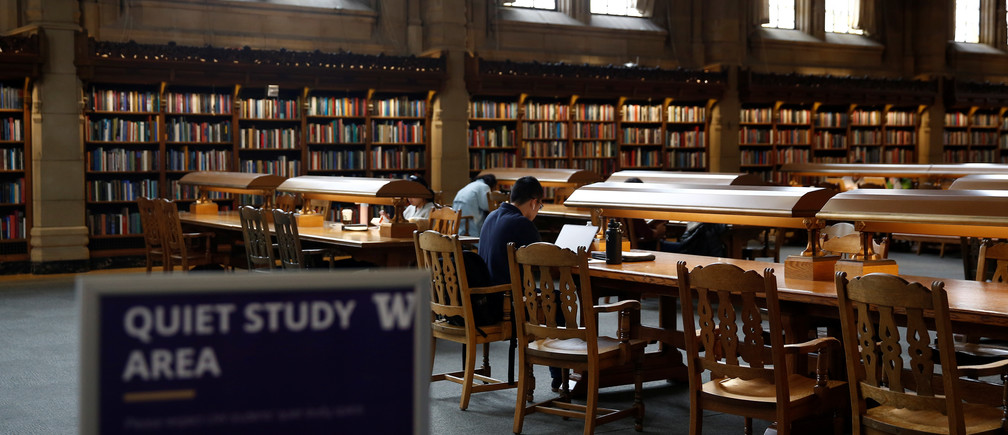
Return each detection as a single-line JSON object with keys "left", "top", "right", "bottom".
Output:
{"left": 710, "top": 67, "right": 741, "bottom": 173}
{"left": 423, "top": 0, "right": 470, "bottom": 203}
{"left": 27, "top": 0, "right": 89, "bottom": 273}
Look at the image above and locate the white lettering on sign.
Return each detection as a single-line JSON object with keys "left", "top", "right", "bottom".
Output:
{"left": 372, "top": 293, "right": 415, "bottom": 330}
{"left": 123, "top": 304, "right": 236, "bottom": 344}
{"left": 121, "top": 347, "right": 221, "bottom": 382}
{"left": 242, "top": 300, "right": 356, "bottom": 333}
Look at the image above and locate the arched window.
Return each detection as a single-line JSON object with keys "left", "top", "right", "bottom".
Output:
{"left": 955, "top": 0, "right": 981, "bottom": 43}
{"left": 825, "top": 0, "right": 864, "bottom": 34}
{"left": 503, "top": 0, "right": 557, "bottom": 10}
{"left": 762, "top": 0, "right": 796, "bottom": 30}
{"left": 590, "top": 0, "right": 649, "bottom": 17}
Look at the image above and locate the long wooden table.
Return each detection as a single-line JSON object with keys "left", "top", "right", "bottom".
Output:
{"left": 583, "top": 250, "right": 1008, "bottom": 391}
{"left": 181, "top": 211, "right": 445, "bottom": 267}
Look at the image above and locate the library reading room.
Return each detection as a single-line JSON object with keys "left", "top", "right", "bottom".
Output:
{"left": 8, "top": 1, "right": 1008, "bottom": 434}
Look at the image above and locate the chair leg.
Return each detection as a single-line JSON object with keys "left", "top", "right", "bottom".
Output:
{"left": 744, "top": 417, "right": 753, "bottom": 435}
{"left": 583, "top": 368, "right": 598, "bottom": 435}
{"left": 429, "top": 336, "right": 437, "bottom": 379}
{"left": 634, "top": 355, "right": 644, "bottom": 432}
{"left": 688, "top": 390, "right": 702, "bottom": 435}
{"left": 481, "top": 342, "right": 492, "bottom": 376}
{"left": 459, "top": 339, "right": 478, "bottom": 410}
{"left": 513, "top": 361, "right": 531, "bottom": 434}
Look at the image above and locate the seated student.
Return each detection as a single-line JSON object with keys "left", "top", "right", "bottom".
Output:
{"left": 659, "top": 222, "right": 728, "bottom": 257}
{"left": 478, "top": 176, "right": 568, "bottom": 391}
{"left": 623, "top": 177, "right": 667, "bottom": 250}
{"left": 452, "top": 174, "right": 497, "bottom": 238}
{"left": 381, "top": 174, "right": 435, "bottom": 221}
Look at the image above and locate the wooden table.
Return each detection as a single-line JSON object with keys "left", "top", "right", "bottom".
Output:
{"left": 583, "top": 250, "right": 1008, "bottom": 391}
{"left": 181, "top": 211, "right": 447, "bottom": 267}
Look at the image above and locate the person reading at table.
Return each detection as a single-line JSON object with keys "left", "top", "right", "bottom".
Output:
{"left": 452, "top": 174, "right": 497, "bottom": 238}
{"left": 479, "top": 176, "right": 568, "bottom": 391}
{"left": 380, "top": 174, "right": 435, "bottom": 222}
{"left": 624, "top": 177, "right": 667, "bottom": 250}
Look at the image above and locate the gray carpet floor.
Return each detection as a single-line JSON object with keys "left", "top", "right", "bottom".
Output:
{"left": 0, "top": 243, "right": 966, "bottom": 434}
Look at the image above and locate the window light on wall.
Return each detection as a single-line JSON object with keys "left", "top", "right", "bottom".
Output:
{"left": 590, "top": 0, "right": 647, "bottom": 17}
{"left": 762, "top": 0, "right": 796, "bottom": 29}
{"left": 503, "top": 0, "right": 557, "bottom": 9}
{"left": 824, "top": 0, "right": 864, "bottom": 34}
{"left": 955, "top": 0, "right": 981, "bottom": 43}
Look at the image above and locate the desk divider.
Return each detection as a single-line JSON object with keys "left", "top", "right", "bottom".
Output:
{"left": 178, "top": 171, "right": 286, "bottom": 214}
{"left": 564, "top": 182, "right": 839, "bottom": 281}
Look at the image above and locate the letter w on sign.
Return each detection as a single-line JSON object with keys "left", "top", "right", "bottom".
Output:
{"left": 372, "top": 293, "right": 415, "bottom": 330}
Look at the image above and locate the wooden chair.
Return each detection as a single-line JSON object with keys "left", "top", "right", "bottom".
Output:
{"left": 487, "top": 191, "right": 508, "bottom": 213}
{"left": 508, "top": 242, "right": 645, "bottom": 434}
{"left": 137, "top": 196, "right": 166, "bottom": 272}
{"left": 835, "top": 272, "right": 1008, "bottom": 435}
{"left": 428, "top": 205, "right": 462, "bottom": 236}
{"left": 953, "top": 240, "right": 1008, "bottom": 363}
{"left": 275, "top": 193, "right": 298, "bottom": 212}
{"left": 413, "top": 229, "right": 516, "bottom": 410}
{"left": 271, "top": 209, "right": 333, "bottom": 269}
{"left": 158, "top": 198, "right": 220, "bottom": 272}
{"left": 677, "top": 261, "right": 847, "bottom": 435}
{"left": 740, "top": 227, "right": 785, "bottom": 262}
{"left": 238, "top": 206, "right": 275, "bottom": 271}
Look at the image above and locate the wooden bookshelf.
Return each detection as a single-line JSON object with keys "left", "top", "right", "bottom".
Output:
{"left": 369, "top": 90, "right": 432, "bottom": 179}
{"left": 163, "top": 84, "right": 235, "bottom": 207}
{"left": 571, "top": 97, "right": 617, "bottom": 176}
{"left": 665, "top": 99, "right": 710, "bottom": 172}
{"left": 618, "top": 98, "right": 664, "bottom": 171}
{"left": 305, "top": 89, "right": 368, "bottom": 177}
{"left": 739, "top": 103, "right": 775, "bottom": 180}
{"left": 0, "top": 80, "right": 30, "bottom": 262}
{"left": 882, "top": 104, "right": 920, "bottom": 164}
{"left": 83, "top": 84, "right": 160, "bottom": 256}
{"left": 467, "top": 96, "right": 519, "bottom": 178}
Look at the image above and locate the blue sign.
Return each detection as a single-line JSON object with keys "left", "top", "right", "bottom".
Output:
{"left": 78, "top": 270, "right": 430, "bottom": 435}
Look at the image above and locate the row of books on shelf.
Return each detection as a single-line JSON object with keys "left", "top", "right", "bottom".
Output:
{"left": 945, "top": 149, "right": 997, "bottom": 162}
{"left": 307, "top": 96, "right": 367, "bottom": 117}
{"left": 87, "top": 148, "right": 158, "bottom": 172}
{"left": 308, "top": 150, "right": 366, "bottom": 171}
{"left": 576, "top": 158, "right": 616, "bottom": 174}
{"left": 0, "top": 86, "right": 22, "bottom": 109}
{"left": 945, "top": 113, "right": 1002, "bottom": 127}
{"left": 776, "top": 148, "right": 810, "bottom": 164}
{"left": 239, "top": 98, "right": 300, "bottom": 119}
{"left": 1, "top": 148, "right": 23, "bottom": 170}
{"left": 525, "top": 103, "right": 569, "bottom": 120}
{"left": 522, "top": 122, "right": 567, "bottom": 139}
{"left": 572, "top": 123, "right": 615, "bottom": 139}
{"left": 307, "top": 119, "right": 366, "bottom": 144}
{"left": 240, "top": 158, "right": 300, "bottom": 177}
{"left": 667, "top": 150, "right": 707, "bottom": 168}
{"left": 622, "top": 104, "right": 662, "bottom": 122}
{"left": 851, "top": 111, "right": 882, "bottom": 125}
{"left": 470, "top": 101, "right": 518, "bottom": 119}
{"left": 1, "top": 178, "right": 24, "bottom": 203}
{"left": 1, "top": 117, "right": 22, "bottom": 141}
{"left": 166, "top": 92, "right": 232, "bottom": 115}
{"left": 239, "top": 127, "right": 299, "bottom": 149}
{"left": 778, "top": 109, "right": 810, "bottom": 124}
{"left": 166, "top": 119, "right": 231, "bottom": 143}
{"left": 468, "top": 126, "right": 515, "bottom": 148}
{"left": 573, "top": 142, "right": 616, "bottom": 157}
{"left": 89, "top": 89, "right": 159, "bottom": 112}
{"left": 88, "top": 118, "right": 157, "bottom": 142}
{"left": 944, "top": 131, "right": 999, "bottom": 145}
{"left": 667, "top": 106, "right": 705, "bottom": 123}
{"left": 622, "top": 127, "right": 661, "bottom": 144}
{"left": 775, "top": 130, "right": 810, "bottom": 145}
{"left": 86, "top": 179, "right": 158, "bottom": 202}
{"left": 620, "top": 149, "right": 660, "bottom": 167}
{"left": 668, "top": 130, "right": 705, "bottom": 148}
{"left": 370, "top": 148, "right": 424, "bottom": 170}
{"left": 470, "top": 151, "right": 517, "bottom": 169}
{"left": 572, "top": 104, "right": 615, "bottom": 121}
{"left": 166, "top": 149, "right": 232, "bottom": 171}
{"left": 1, "top": 210, "right": 24, "bottom": 239}
{"left": 523, "top": 141, "right": 567, "bottom": 157}
{"left": 740, "top": 150, "right": 771, "bottom": 165}
{"left": 374, "top": 98, "right": 426, "bottom": 117}
{"left": 372, "top": 121, "right": 425, "bottom": 143}
{"left": 86, "top": 208, "right": 142, "bottom": 236}
{"left": 522, "top": 160, "right": 568, "bottom": 169}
